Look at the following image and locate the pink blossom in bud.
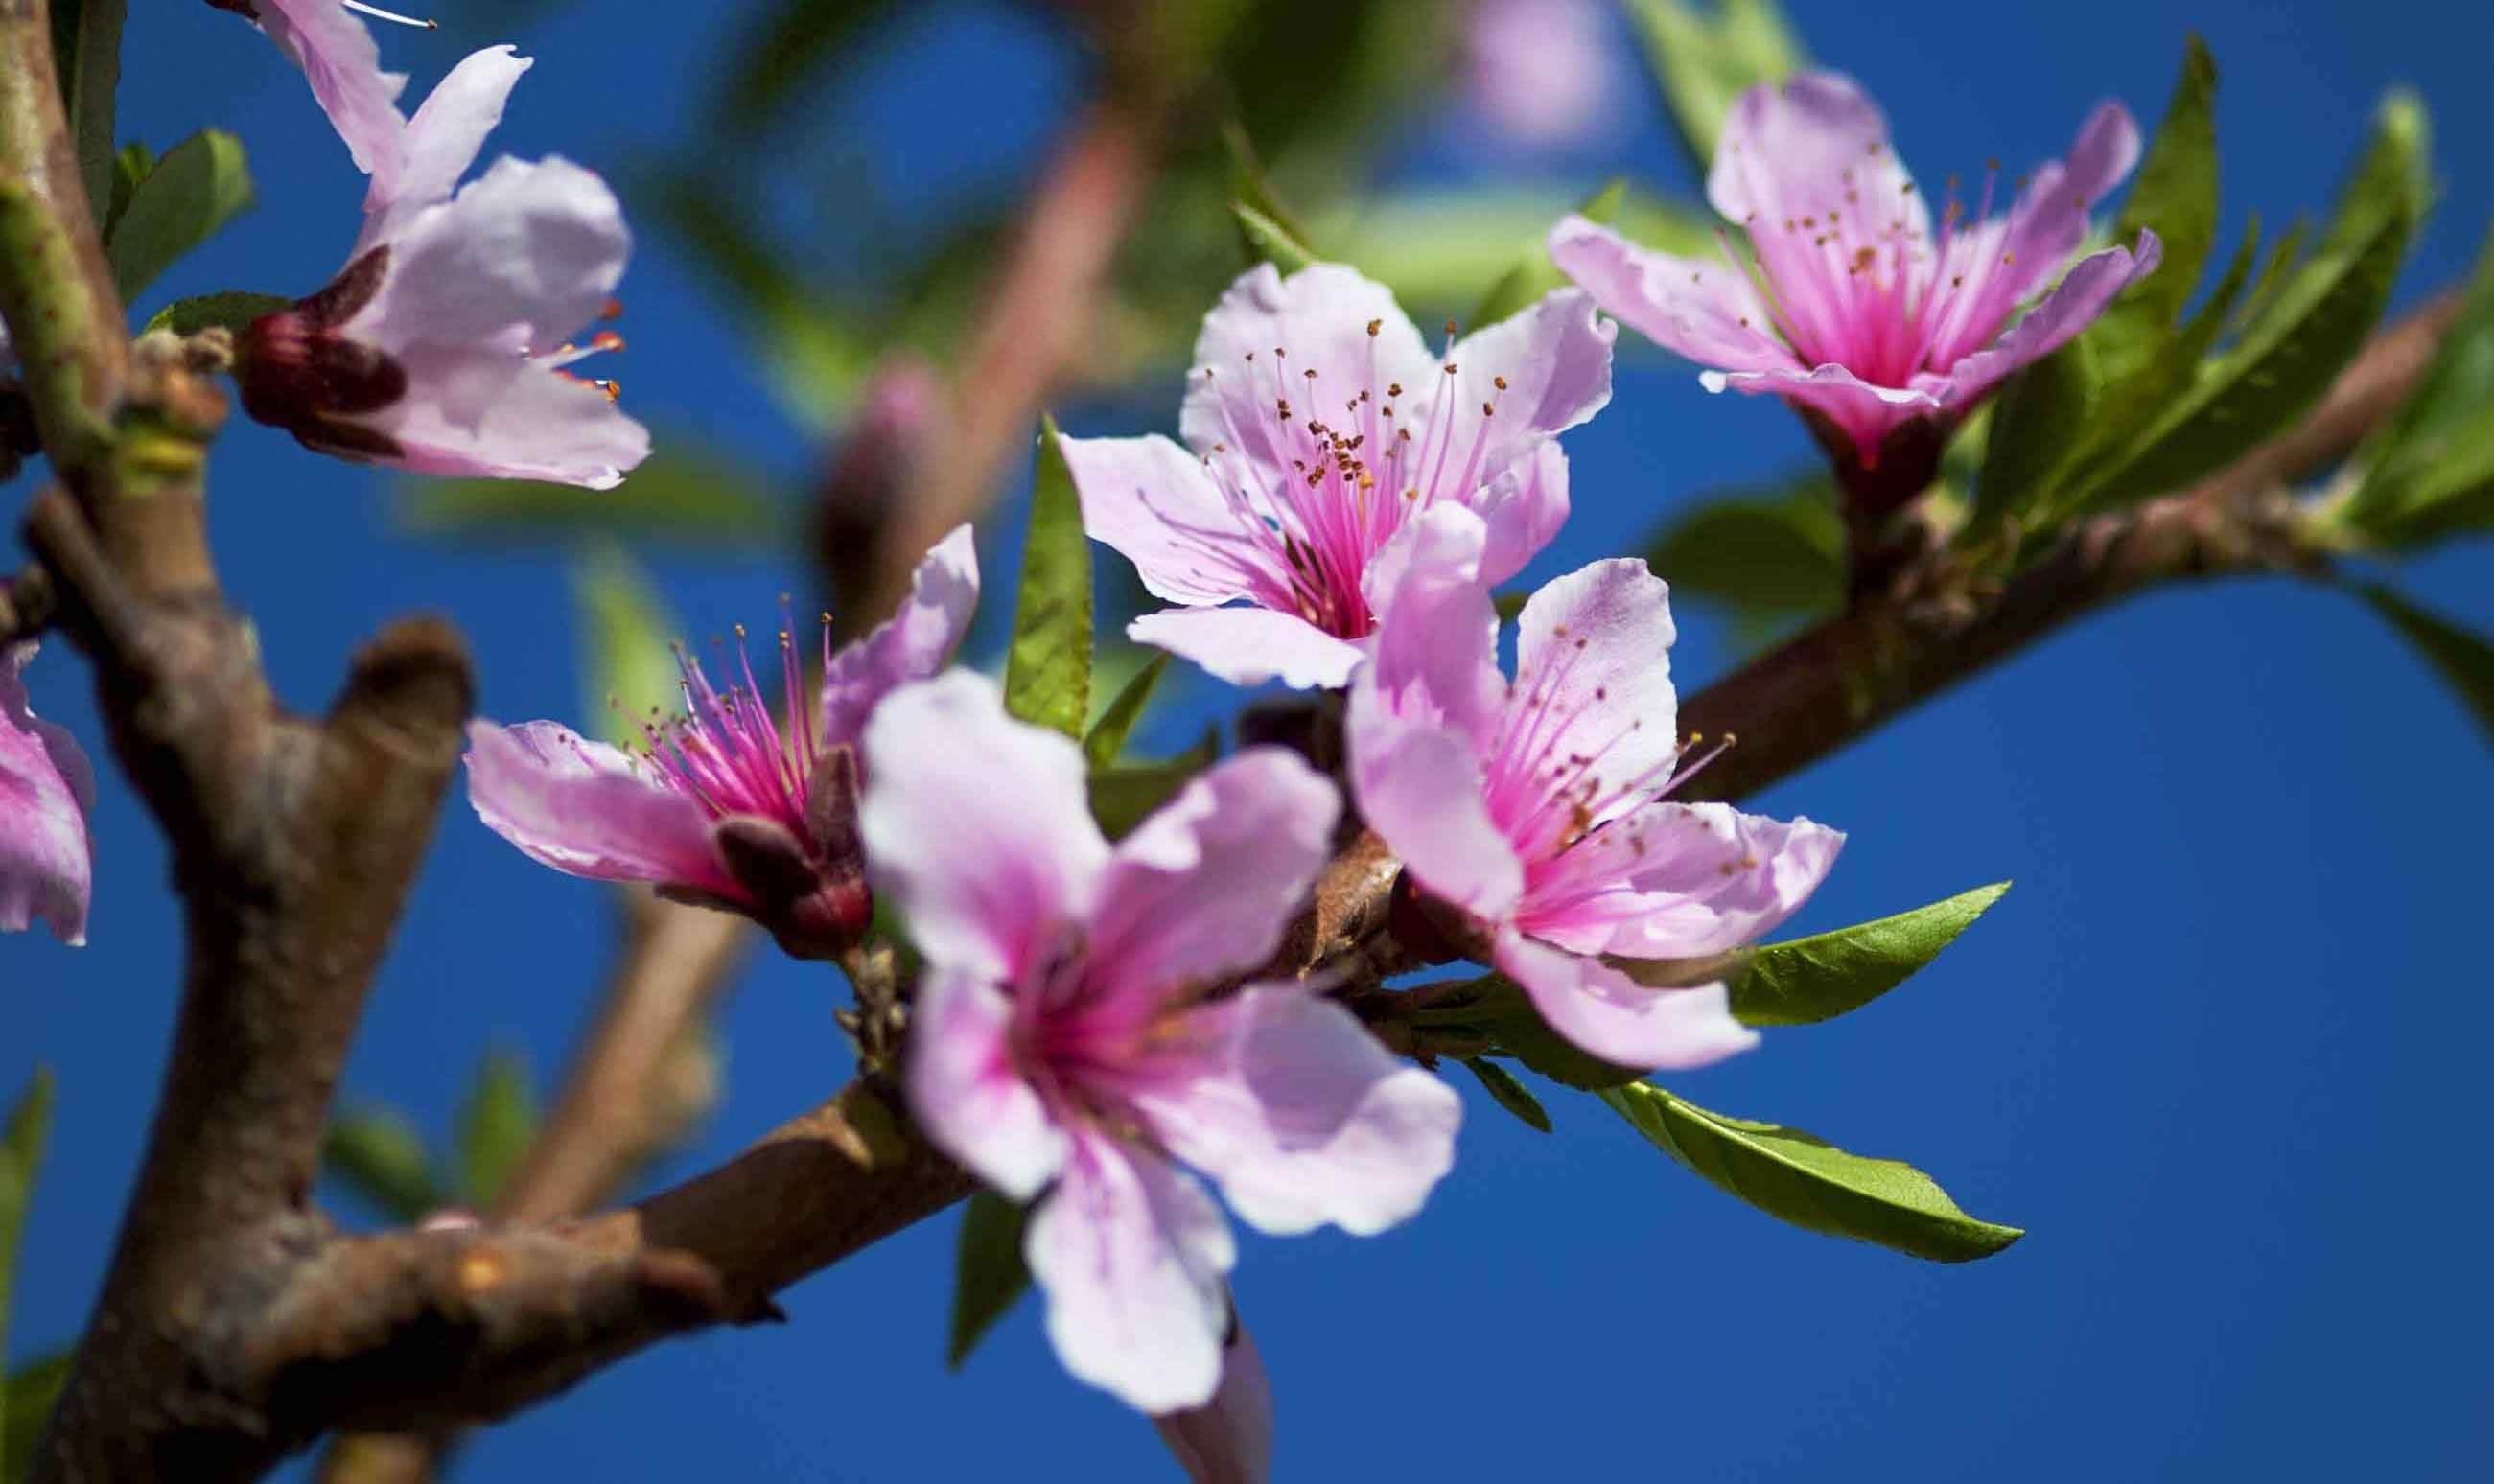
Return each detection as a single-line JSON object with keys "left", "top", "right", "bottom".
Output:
{"left": 1153, "top": 1308, "right": 1274, "bottom": 1484}
{"left": 1059, "top": 263, "right": 1613, "bottom": 689}
{"left": 465, "top": 527, "right": 977, "bottom": 958}
{"left": 1550, "top": 72, "right": 2157, "bottom": 511}
{"left": 864, "top": 672, "right": 1459, "bottom": 1412}
{"left": 1463, "top": 0, "right": 1623, "bottom": 150}
{"left": 235, "top": 47, "right": 650, "bottom": 489}
{"left": 1348, "top": 506, "right": 1844, "bottom": 1069}
{"left": 1, "top": 643, "right": 95, "bottom": 945}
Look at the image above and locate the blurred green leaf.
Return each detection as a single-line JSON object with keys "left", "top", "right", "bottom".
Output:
{"left": 1316, "top": 188, "right": 1714, "bottom": 315}
{"left": 1731, "top": 883, "right": 2011, "bottom": 1027}
{"left": 455, "top": 1050, "right": 539, "bottom": 1211}
{"left": 4, "top": 1353, "right": 70, "bottom": 1484}
{"left": 1642, "top": 476, "right": 1845, "bottom": 620}
{"left": 1005, "top": 419, "right": 1093, "bottom": 739}
{"left": 140, "top": 290, "right": 288, "bottom": 337}
{"left": 321, "top": 1106, "right": 444, "bottom": 1226}
{"left": 571, "top": 545, "right": 683, "bottom": 748}
{"left": 105, "top": 141, "right": 149, "bottom": 240}
{"left": 105, "top": 128, "right": 253, "bottom": 303}
{"left": 1599, "top": 1081, "right": 2024, "bottom": 1262}
{"left": 395, "top": 437, "right": 785, "bottom": 547}
{"left": 0, "top": 1070, "right": 57, "bottom": 1392}
{"left": 2338, "top": 226, "right": 2494, "bottom": 545}
{"left": 946, "top": 1191, "right": 1031, "bottom": 1370}
{"left": 1088, "top": 729, "right": 1218, "bottom": 841}
{"left": 1472, "top": 178, "right": 1626, "bottom": 329}
{"left": 1084, "top": 653, "right": 1169, "bottom": 769}
{"left": 1222, "top": 120, "right": 1317, "bottom": 258}
{"left": 2353, "top": 584, "right": 2494, "bottom": 747}
{"left": 1233, "top": 201, "right": 1316, "bottom": 275}
{"left": 711, "top": 0, "right": 899, "bottom": 134}
{"left": 1626, "top": 0, "right": 1806, "bottom": 170}
{"left": 52, "top": 0, "right": 123, "bottom": 228}
{"left": 1461, "top": 1058, "right": 1553, "bottom": 1134}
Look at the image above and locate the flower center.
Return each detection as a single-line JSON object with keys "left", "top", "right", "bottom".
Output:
{"left": 634, "top": 607, "right": 825, "bottom": 833}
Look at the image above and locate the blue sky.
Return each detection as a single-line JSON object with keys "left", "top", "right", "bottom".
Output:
{"left": 9, "top": 1, "right": 2492, "bottom": 1479}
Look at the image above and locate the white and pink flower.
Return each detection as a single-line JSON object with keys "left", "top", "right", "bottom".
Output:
{"left": 1, "top": 643, "right": 94, "bottom": 946}
{"left": 1060, "top": 263, "right": 1613, "bottom": 688}
{"left": 1349, "top": 506, "right": 1843, "bottom": 1069}
{"left": 863, "top": 671, "right": 1459, "bottom": 1411}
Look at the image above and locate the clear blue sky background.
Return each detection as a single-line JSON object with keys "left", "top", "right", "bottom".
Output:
{"left": 10, "top": 2, "right": 2493, "bottom": 1479}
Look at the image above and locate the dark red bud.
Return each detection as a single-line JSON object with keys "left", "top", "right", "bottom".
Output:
{"left": 709, "top": 809, "right": 873, "bottom": 961}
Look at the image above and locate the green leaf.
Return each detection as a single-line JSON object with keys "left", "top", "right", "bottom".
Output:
{"left": 1088, "top": 729, "right": 1218, "bottom": 840}
{"left": 1626, "top": 0, "right": 1806, "bottom": 171}
{"left": 2098, "top": 37, "right": 2221, "bottom": 353}
{"left": 1311, "top": 187, "right": 1715, "bottom": 313}
{"left": 570, "top": 545, "right": 683, "bottom": 748}
{"left": 141, "top": 290, "right": 289, "bottom": 337}
{"left": 51, "top": 0, "right": 124, "bottom": 230}
{"left": 105, "top": 141, "right": 150, "bottom": 241}
{"left": 1233, "top": 201, "right": 1317, "bottom": 275}
{"left": 105, "top": 128, "right": 254, "bottom": 303}
{"left": 2085, "top": 92, "right": 2430, "bottom": 508}
{"left": 1976, "top": 326, "right": 2101, "bottom": 523}
{"left": 1643, "top": 475, "right": 1847, "bottom": 624}
{"left": 1468, "top": 977, "right": 1649, "bottom": 1091}
{"left": 1599, "top": 1081, "right": 2023, "bottom": 1262}
{"left": 1222, "top": 120, "right": 1319, "bottom": 263}
{"left": 1461, "top": 1058, "right": 1553, "bottom": 1134}
{"left": 1084, "top": 653, "right": 1170, "bottom": 769}
{"left": 2353, "top": 584, "right": 2494, "bottom": 747}
{"left": 1005, "top": 418, "right": 1093, "bottom": 739}
{"left": 321, "top": 1106, "right": 444, "bottom": 1225}
{"left": 4, "top": 1353, "right": 71, "bottom": 1484}
{"left": 1471, "top": 178, "right": 1625, "bottom": 329}
{"left": 2339, "top": 225, "right": 2494, "bottom": 545}
{"left": 0, "top": 1070, "right": 57, "bottom": 1400}
{"left": 455, "top": 1050, "right": 539, "bottom": 1211}
{"left": 946, "top": 1192, "right": 1032, "bottom": 1369}
{"left": 1731, "top": 883, "right": 2010, "bottom": 1027}
{"left": 395, "top": 437, "right": 785, "bottom": 547}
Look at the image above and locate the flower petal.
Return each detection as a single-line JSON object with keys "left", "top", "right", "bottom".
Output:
{"left": 360, "top": 156, "right": 630, "bottom": 359}
{"left": 360, "top": 46, "right": 531, "bottom": 247}
{"left": 1504, "top": 555, "right": 1684, "bottom": 823}
{"left": 1548, "top": 215, "right": 1795, "bottom": 376}
{"left": 1140, "top": 985, "right": 1460, "bottom": 1239}
{"left": 1468, "top": 439, "right": 1572, "bottom": 589}
{"left": 1127, "top": 608, "right": 1367, "bottom": 690}
{"left": 1519, "top": 800, "right": 1845, "bottom": 959}
{"left": 1494, "top": 929, "right": 1759, "bottom": 1070}
{"left": 907, "top": 965, "right": 1066, "bottom": 1201}
{"left": 1086, "top": 751, "right": 1340, "bottom": 1005}
{"left": 368, "top": 352, "right": 651, "bottom": 490}
{"left": 257, "top": 0, "right": 408, "bottom": 179}
{"left": 859, "top": 671, "right": 1109, "bottom": 984}
{"left": 1347, "top": 688, "right": 1522, "bottom": 922}
{"left": 0, "top": 644, "right": 93, "bottom": 945}
{"left": 1924, "top": 233, "right": 2163, "bottom": 408}
{"left": 1432, "top": 287, "right": 1616, "bottom": 481}
{"left": 1059, "top": 431, "right": 1257, "bottom": 606}
{"left": 1026, "top": 1131, "right": 1236, "bottom": 1414}
{"left": 463, "top": 719, "right": 730, "bottom": 895}
{"left": 1986, "top": 103, "right": 2144, "bottom": 319}
{"left": 1704, "top": 362, "right": 1942, "bottom": 462}
{"left": 820, "top": 524, "right": 979, "bottom": 751}
{"left": 1359, "top": 504, "right": 1506, "bottom": 750}
{"left": 1153, "top": 1312, "right": 1275, "bottom": 1484}
{"left": 1708, "top": 72, "right": 1925, "bottom": 246}
{"left": 1178, "top": 263, "right": 1434, "bottom": 480}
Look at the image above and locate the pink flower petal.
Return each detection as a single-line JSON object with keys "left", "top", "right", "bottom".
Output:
{"left": 360, "top": 156, "right": 630, "bottom": 361}
{"left": 1924, "top": 233, "right": 2163, "bottom": 408}
{"left": 1503, "top": 555, "right": 1684, "bottom": 826}
{"left": 0, "top": 643, "right": 94, "bottom": 945}
{"left": 1436, "top": 287, "right": 1616, "bottom": 481}
{"left": 1139, "top": 985, "right": 1460, "bottom": 1238}
{"left": 1548, "top": 215, "right": 1795, "bottom": 376}
{"left": 256, "top": 0, "right": 408, "bottom": 180}
{"left": 1026, "top": 1131, "right": 1236, "bottom": 1414}
{"left": 1359, "top": 505, "right": 1506, "bottom": 750}
{"left": 819, "top": 524, "right": 979, "bottom": 752}
{"left": 1126, "top": 608, "right": 1367, "bottom": 690}
{"left": 372, "top": 351, "right": 650, "bottom": 490}
{"left": 1086, "top": 752, "right": 1340, "bottom": 1008}
{"left": 1704, "top": 362, "right": 1942, "bottom": 463}
{"left": 858, "top": 671, "right": 1109, "bottom": 984}
{"left": 1178, "top": 263, "right": 1435, "bottom": 483}
{"left": 907, "top": 965, "right": 1066, "bottom": 1201}
{"left": 463, "top": 719, "right": 731, "bottom": 895}
{"left": 1058, "top": 431, "right": 1256, "bottom": 606}
{"left": 1708, "top": 72, "right": 1926, "bottom": 247}
{"left": 1519, "top": 800, "right": 1845, "bottom": 960}
{"left": 359, "top": 46, "right": 531, "bottom": 248}
{"left": 1153, "top": 1313, "right": 1275, "bottom": 1484}
{"left": 1494, "top": 929, "right": 1759, "bottom": 1070}
{"left": 1347, "top": 689, "right": 1522, "bottom": 921}
{"left": 1469, "top": 439, "right": 1572, "bottom": 589}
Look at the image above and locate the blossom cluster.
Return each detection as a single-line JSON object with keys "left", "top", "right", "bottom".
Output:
{"left": 3, "top": 5, "right": 2164, "bottom": 1475}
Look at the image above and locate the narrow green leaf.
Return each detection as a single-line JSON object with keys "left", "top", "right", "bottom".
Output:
{"left": 2353, "top": 585, "right": 2494, "bottom": 747}
{"left": 1626, "top": 0, "right": 1806, "bottom": 171}
{"left": 570, "top": 545, "right": 683, "bottom": 749}
{"left": 395, "top": 438, "right": 785, "bottom": 547}
{"left": 51, "top": 0, "right": 125, "bottom": 229}
{"left": 1084, "top": 653, "right": 1170, "bottom": 769}
{"left": 105, "top": 141, "right": 150, "bottom": 240}
{"left": 1461, "top": 1058, "right": 1553, "bottom": 1134}
{"left": 1005, "top": 419, "right": 1093, "bottom": 739}
{"left": 105, "top": 128, "right": 254, "bottom": 302}
{"left": 455, "top": 1051, "right": 539, "bottom": 1211}
{"left": 1233, "top": 201, "right": 1317, "bottom": 275}
{"left": 4, "top": 1353, "right": 72, "bottom": 1484}
{"left": 0, "top": 1070, "right": 58, "bottom": 1403}
{"left": 1221, "top": 120, "right": 1318, "bottom": 260}
{"left": 1975, "top": 329, "right": 2101, "bottom": 523}
{"left": 1471, "top": 177, "right": 1626, "bottom": 329}
{"left": 1088, "top": 729, "right": 1218, "bottom": 840}
{"left": 947, "top": 1192, "right": 1032, "bottom": 1369}
{"left": 1639, "top": 475, "right": 1845, "bottom": 639}
{"left": 141, "top": 290, "right": 289, "bottom": 337}
{"left": 2340, "top": 225, "right": 2494, "bottom": 545}
{"left": 2100, "top": 37, "right": 2221, "bottom": 349}
{"left": 1599, "top": 1081, "right": 2023, "bottom": 1262}
{"left": 1730, "top": 882, "right": 2011, "bottom": 1027}
{"left": 321, "top": 1106, "right": 444, "bottom": 1225}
